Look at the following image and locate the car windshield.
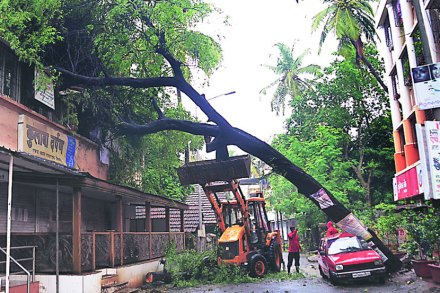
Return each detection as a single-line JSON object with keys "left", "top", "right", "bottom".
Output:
{"left": 327, "top": 236, "right": 369, "bottom": 255}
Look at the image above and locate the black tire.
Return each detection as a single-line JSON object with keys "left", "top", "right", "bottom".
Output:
{"left": 318, "top": 265, "right": 327, "bottom": 279}
{"left": 267, "top": 240, "right": 282, "bottom": 272}
{"left": 248, "top": 254, "right": 267, "bottom": 278}
{"left": 378, "top": 276, "right": 386, "bottom": 284}
{"left": 329, "top": 273, "right": 338, "bottom": 285}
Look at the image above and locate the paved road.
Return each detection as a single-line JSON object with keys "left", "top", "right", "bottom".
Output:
{"left": 143, "top": 253, "right": 440, "bottom": 293}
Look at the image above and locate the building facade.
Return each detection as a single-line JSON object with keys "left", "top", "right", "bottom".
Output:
{"left": 0, "top": 39, "right": 187, "bottom": 292}
{"left": 375, "top": 0, "right": 440, "bottom": 203}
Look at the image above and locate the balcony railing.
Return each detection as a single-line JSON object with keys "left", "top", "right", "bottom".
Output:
{"left": 0, "top": 232, "right": 185, "bottom": 273}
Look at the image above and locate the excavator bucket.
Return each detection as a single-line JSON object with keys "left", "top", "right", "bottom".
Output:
{"left": 177, "top": 155, "right": 251, "bottom": 185}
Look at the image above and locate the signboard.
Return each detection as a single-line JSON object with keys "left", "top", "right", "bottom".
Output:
{"left": 425, "top": 121, "right": 440, "bottom": 199}
{"left": 415, "top": 124, "right": 432, "bottom": 199}
{"left": 34, "top": 70, "right": 55, "bottom": 109}
{"left": 394, "top": 166, "right": 420, "bottom": 200}
{"left": 18, "top": 115, "right": 76, "bottom": 168}
{"left": 412, "top": 62, "right": 440, "bottom": 110}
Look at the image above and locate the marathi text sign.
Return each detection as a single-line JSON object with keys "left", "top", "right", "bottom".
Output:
{"left": 393, "top": 166, "right": 420, "bottom": 200}
{"left": 18, "top": 115, "right": 76, "bottom": 168}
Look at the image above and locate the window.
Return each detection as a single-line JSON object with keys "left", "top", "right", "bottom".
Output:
{"left": 401, "top": 51, "right": 412, "bottom": 86}
{"left": 411, "top": 26, "right": 427, "bottom": 66}
{"left": 384, "top": 17, "right": 394, "bottom": 50}
{"left": 392, "top": 0, "right": 403, "bottom": 27}
{"left": 0, "top": 42, "right": 20, "bottom": 101}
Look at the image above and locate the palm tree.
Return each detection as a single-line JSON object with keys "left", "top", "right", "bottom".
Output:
{"left": 312, "top": 0, "right": 388, "bottom": 92}
{"left": 260, "top": 43, "right": 320, "bottom": 115}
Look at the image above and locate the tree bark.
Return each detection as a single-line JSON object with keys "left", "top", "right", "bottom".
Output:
{"left": 359, "top": 54, "right": 388, "bottom": 93}
{"left": 348, "top": 40, "right": 389, "bottom": 92}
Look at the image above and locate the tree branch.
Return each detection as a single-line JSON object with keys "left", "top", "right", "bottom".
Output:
{"left": 151, "top": 97, "right": 164, "bottom": 119}
{"left": 55, "top": 67, "right": 180, "bottom": 88}
{"left": 117, "top": 118, "right": 220, "bottom": 137}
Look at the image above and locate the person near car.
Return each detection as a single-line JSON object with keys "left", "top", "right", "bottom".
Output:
{"left": 326, "top": 221, "right": 339, "bottom": 237}
{"left": 287, "top": 226, "right": 301, "bottom": 273}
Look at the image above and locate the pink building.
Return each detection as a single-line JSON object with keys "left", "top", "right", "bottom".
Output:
{"left": 0, "top": 40, "right": 187, "bottom": 293}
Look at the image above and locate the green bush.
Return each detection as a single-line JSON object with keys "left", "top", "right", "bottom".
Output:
{"left": 164, "top": 245, "right": 303, "bottom": 288}
{"left": 401, "top": 208, "right": 440, "bottom": 259}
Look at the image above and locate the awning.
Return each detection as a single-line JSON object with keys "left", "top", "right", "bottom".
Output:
{"left": 0, "top": 146, "right": 187, "bottom": 209}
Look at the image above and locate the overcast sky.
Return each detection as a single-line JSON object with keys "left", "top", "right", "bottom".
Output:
{"left": 182, "top": 0, "right": 338, "bottom": 154}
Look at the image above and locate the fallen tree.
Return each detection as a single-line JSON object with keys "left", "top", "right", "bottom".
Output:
{"left": 2, "top": 0, "right": 401, "bottom": 272}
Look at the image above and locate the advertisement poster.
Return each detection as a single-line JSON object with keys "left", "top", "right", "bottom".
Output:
{"left": 425, "top": 121, "right": 440, "bottom": 199}
{"left": 412, "top": 62, "right": 440, "bottom": 110}
{"left": 18, "top": 115, "right": 77, "bottom": 168}
{"left": 34, "top": 70, "right": 55, "bottom": 109}
{"left": 336, "top": 213, "right": 372, "bottom": 241}
{"left": 394, "top": 166, "right": 420, "bottom": 200}
{"left": 415, "top": 124, "right": 432, "bottom": 199}
{"left": 310, "top": 188, "right": 334, "bottom": 209}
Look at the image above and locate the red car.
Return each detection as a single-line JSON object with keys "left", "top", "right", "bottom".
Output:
{"left": 317, "top": 232, "right": 386, "bottom": 285}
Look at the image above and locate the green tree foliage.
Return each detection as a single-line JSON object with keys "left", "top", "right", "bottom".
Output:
{"left": 311, "top": 0, "right": 388, "bottom": 91}
{"left": 269, "top": 45, "right": 394, "bottom": 233}
{"left": 260, "top": 42, "right": 320, "bottom": 115}
{"left": 268, "top": 126, "right": 353, "bottom": 233}
{"left": 0, "top": 0, "right": 62, "bottom": 65}
{"left": 287, "top": 45, "right": 393, "bottom": 207}
{"left": 0, "top": 0, "right": 222, "bottom": 199}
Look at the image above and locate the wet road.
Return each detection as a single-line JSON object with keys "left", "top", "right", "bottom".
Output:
{"left": 147, "top": 253, "right": 440, "bottom": 293}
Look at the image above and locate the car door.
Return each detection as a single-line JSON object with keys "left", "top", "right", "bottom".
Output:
{"left": 319, "top": 239, "right": 330, "bottom": 277}
{"left": 318, "top": 239, "right": 329, "bottom": 276}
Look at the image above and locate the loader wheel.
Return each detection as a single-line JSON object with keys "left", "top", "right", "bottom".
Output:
{"left": 268, "top": 240, "right": 282, "bottom": 272}
{"left": 249, "top": 254, "right": 267, "bottom": 278}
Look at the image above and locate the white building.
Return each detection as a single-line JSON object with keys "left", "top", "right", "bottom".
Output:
{"left": 375, "top": 0, "right": 440, "bottom": 203}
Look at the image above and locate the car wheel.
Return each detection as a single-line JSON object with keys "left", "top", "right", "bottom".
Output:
{"left": 249, "top": 254, "right": 267, "bottom": 278}
{"left": 378, "top": 276, "right": 386, "bottom": 284}
{"left": 318, "top": 265, "right": 327, "bottom": 279}
{"left": 329, "top": 273, "right": 338, "bottom": 285}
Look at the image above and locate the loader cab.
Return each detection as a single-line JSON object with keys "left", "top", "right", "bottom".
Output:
{"left": 221, "top": 200, "right": 242, "bottom": 228}
{"left": 247, "top": 195, "right": 271, "bottom": 248}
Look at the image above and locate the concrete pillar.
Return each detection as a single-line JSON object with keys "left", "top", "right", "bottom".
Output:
{"left": 378, "top": 27, "right": 402, "bottom": 129}
{"left": 387, "top": 4, "right": 412, "bottom": 118}
{"left": 400, "top": 0, "right": 418, "bottom": 67}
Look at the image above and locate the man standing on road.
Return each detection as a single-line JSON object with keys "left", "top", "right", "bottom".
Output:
{"left": 287, "top": 226, "right": 301, "bottom": 274}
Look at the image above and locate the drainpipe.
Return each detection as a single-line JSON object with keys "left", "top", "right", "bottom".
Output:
{"left": 6, "top": 155, "right": 13, "bottom": 293}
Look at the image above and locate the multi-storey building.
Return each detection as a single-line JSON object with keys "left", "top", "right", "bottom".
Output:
{"left": 375, "top": 0, "right": 440, "bottom": 204}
